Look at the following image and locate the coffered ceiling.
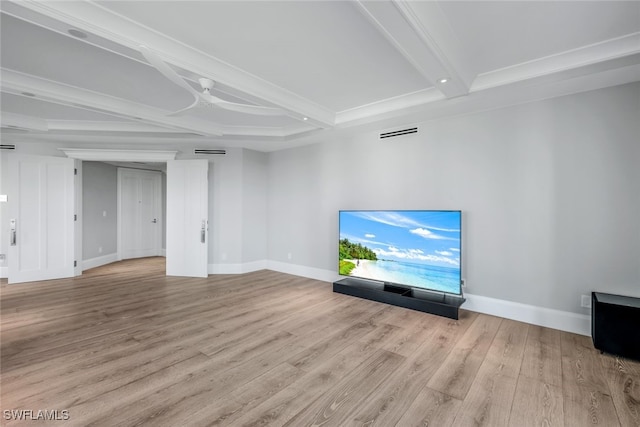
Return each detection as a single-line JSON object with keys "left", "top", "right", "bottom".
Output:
{"left": 1, "top": 1, "right": 639, "bottom": 151}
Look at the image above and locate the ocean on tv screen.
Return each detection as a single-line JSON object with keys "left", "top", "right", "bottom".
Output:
{"left": 339, "top": 210, "right": 461, "bottom": 294}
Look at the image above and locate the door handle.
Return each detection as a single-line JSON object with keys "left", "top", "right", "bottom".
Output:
{"left": 10, "top": 219, "right": 16, "bottom": 246}
{"left": 201, "top": 220, "right": 206, "bottom": 243}
{"left": 151, "top": 218, "right": 157, "bottom": 223}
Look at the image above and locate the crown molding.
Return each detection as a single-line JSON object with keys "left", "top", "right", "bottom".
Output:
{"left": 336, "top": 87, "right": 443, "bottom": 126}
{"left": 7, "top": 0, "right": 336, "bottom": 127}
{"left": 472, "top": 33, "right": 640, "bottom": 92}
{"left": 59, "top": 148, "right": 177, "bottom": 162}
{"left": 0, "top": 111, "right": 48, "bottom": 131}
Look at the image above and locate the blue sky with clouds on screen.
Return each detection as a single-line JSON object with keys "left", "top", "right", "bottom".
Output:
{"left": 339, "top": 210, "right": 461, "bottom": 268}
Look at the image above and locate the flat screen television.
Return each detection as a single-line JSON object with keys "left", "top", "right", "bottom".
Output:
{"left": 339, "top": 210, "right": 462, "bottom": 295}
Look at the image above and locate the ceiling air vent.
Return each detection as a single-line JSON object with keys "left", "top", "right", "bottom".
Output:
{"left": 379, "top": 127, "right": 418, "bottom": 139}
{"left": 0, "top": 144, "right": 16, "bottom": 150}
{"left": 194, "top": 149, "right": 226, "bottom": 155}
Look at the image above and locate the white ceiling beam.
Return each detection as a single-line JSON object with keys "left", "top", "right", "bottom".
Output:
{"left": 354, "top": 0, "right": 475, "bottom": 99}
{"left": 46, "top": 120, "right": 191, "bottom": 133}
{"left": 6, "top": 0, "right": 335, "bottom": 128}
{"left": 0, "top": 111, "right": 48, "bottom": 131}
{"left": 221, "top": 124, "right": 318, "bottom": 138}
{"left": 472, "top": 33, "right": 640, "bottom": 92}
{"left": 1, "top": 68, "right": 223, "bottom": 136}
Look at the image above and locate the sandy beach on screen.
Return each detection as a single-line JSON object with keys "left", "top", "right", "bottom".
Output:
{"left": 345, "top": 259, "right": 374, "bottom": 278}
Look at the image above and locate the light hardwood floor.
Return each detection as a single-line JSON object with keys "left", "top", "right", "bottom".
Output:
{"left": 1, "top": 257, "right": 639, "bottom": 426}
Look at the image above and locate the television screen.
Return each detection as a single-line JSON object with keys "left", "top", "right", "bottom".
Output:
{"left": 339, "top": 210, "right": 462, "bottom": 295}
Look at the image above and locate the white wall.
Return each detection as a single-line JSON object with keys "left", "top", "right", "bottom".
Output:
{"left": 267, "top": 82, "right": 640, "bottom": 316}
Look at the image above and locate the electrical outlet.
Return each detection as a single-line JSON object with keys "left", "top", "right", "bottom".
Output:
{"left": 287, "top": 252, "right": 292, "bottom": 260}
{"left": 581, "top": 294, "right": 592, "bottom": 308}
{"left": 98, "top": 246, "right": 103, "bottom": 254}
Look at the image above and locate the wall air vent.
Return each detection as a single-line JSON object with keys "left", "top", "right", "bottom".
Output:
{"left": 379, "top": 127, "right": 418, "bottom": 139}
{"left": 0, "top": 144, "right": 16, "bottom": 150}
{"left": 194, "top": 149, "right": 226, "bottom": 155}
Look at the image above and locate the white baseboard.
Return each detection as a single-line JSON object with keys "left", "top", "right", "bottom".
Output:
{"left": 83, "top": 253, "right": 118, "bottom": 271}
{"left": 267, "top": 260, "right": 340, "bottom": 283}
{"left": 463, "top": 293, "right": 590, "bottom": 336}
{"left": 208, "top": 259, "right": 267, "bottom": 274}
{"left": 264, "top": 261, "right": 591, "bottom": 336}
{"left": 0, "top": 266, "right": 7, "bottom": 279}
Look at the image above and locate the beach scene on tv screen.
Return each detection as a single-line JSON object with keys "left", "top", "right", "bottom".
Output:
{"left": 339, "top": 210, "right": 461, "bottom": 294}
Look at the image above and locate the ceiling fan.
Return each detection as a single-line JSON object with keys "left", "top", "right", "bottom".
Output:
{"left": 139, "top": 45, "right": 285, "bottom": 117}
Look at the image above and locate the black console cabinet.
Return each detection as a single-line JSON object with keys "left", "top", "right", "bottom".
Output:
{"left": 333, "top": 277, "right": 465, "bottom": 320}
{"left": 592, "top": 292, "right": 640, "bottom": 361}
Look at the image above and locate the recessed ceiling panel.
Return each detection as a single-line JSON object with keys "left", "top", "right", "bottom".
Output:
{"left": 439, "top": 1, "right": 640, "bottom": 75}
{"left": 0, "top": 12, "right": 193, "bottom": 111}
{"left": 96, "top": 1, "right": 430, "bottom": 111}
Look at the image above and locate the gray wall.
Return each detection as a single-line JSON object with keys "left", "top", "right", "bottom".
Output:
{"left": 207, "top": 148, "right": 243, "bottom": 264}
{"left": 242, "top": 149, "right": 268, "bottom": 263}
{"left": 267, "top": 82, "right": 640, "bottom": 314}
{"left": 82, "top": 161, "right": 117, "bottom": 260}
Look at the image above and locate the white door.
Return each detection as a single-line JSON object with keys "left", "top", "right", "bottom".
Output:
{"left": 118, "top": 168, "right": 162, "bottom": 260}
{"left": 166, "top": 159, "right": 208, "bottom": 277}
{"left": 8, "top": 154, "right": 75, "bottom": 284}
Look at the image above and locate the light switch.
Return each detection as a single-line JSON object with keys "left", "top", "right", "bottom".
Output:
{"left": 103, "top": 211, "right": 107, "bottom": 217}
{"left": 0, "top": 195, "right": 7, "bottom": 202}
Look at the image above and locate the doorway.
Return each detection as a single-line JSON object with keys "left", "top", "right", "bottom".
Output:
{"left": 117, "top": 167, "right": 163, "bottom": 260}
{"left": 6, "top": 150, "right": 209, "bottom": 282}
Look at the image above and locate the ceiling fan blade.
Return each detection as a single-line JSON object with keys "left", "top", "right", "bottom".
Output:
{"left": 166, "top": 96, "right": 200, "bottom": 117}
{"left": 141, "top": 45, "right": 286, "bottom": 117}
{"left": 200, "top": 93, "right": 285, "bottom": 116}
{"left": 139, "top": 45, "right": 201, "bottom": 97}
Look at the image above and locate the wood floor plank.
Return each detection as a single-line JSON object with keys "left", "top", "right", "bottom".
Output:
{"left": 2, "top": 257, "right": 638, "bottom": 426}
{"left": 561, "top": 332, "right": 621, "bottom": 426}
{"left": 231, "top": 341, "right": 391, "bottom": 427}
{"left": 598, "top": 354, "right": 640, "bottom": 426}
{"left": 394, "top": 386, "right": 463, "bottom": 427}
{"left": 345, "top": 314, "right": 472, "bottom": 426}
{"left": 281, "top": 349, "right": 405, "bottom": 427}
{"left": 449, "top": 319, "right": 529, "bottom": 427}
{"left": 520, "top": 325, "right": 563, "bottom": 386}
{"left": 509, "top": 376, "right": 564, "bottom": 427}
{"left": 561, "top": 332, "right": 611, "bottom": 391}
{"left": 286, "top": 319, "right": 378, "bottom": 372}
{"left": 97, "top": 334, "right": 305, "bottom": 427}
{"left": 426, "top": 313, "right": 503, "bottom": 400}
{"left": 563, "top": 383, "right": 621, "bottom": 426}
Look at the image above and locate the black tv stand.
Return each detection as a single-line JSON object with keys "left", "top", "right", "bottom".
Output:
{"left": 333, "top": 277, "right": 465, "bottom": 320}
